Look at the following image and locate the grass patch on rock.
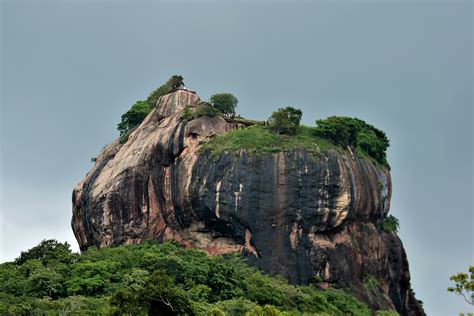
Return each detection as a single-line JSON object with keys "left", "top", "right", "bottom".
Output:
{"left": 199, "top": 124, "right": 336, "bottom": 159}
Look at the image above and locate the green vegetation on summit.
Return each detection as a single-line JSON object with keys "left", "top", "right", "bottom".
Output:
{"left": 200, "top": 115, "right": 390, "bottom": 168}
{"left": 146, "top": 75, "right": 184, "bottom": 108}
{"left": 268, "top": 106, "right": 303, "bottom": 135}
{"left": 209, "top": 93, "right": 239, "bottom": 117}
{"left": 0, "top": 240, "right": 384, "bottom": 315}
{"left": 199, "top": 124, "right": 335, "bottom": 158}
{"left": 117, "top": 75, "right": 184, "bottom": 143}
{"left": 115, "top": 75, "right": 390, "bottom": 167}
{"left": 315, "top": 116, "right": 389, "bottom": 166}
{"left": 181, "top": 102, "right": 221, "bottom": 122}
{"left": 181, "top": 93, "right": 239, "bottom": 122}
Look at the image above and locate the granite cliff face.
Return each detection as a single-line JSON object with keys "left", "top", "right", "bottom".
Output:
{"left": 72, "top": 90, "right": 424, "bottom": 315}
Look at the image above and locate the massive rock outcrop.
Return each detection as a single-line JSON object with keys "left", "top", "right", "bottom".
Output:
{"left": 72, "top": 90, "right": 424, "bottom": 315}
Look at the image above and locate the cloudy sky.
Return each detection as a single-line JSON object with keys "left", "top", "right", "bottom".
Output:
{"left": 1, "top": 0, "right": 472, "bottom": 314}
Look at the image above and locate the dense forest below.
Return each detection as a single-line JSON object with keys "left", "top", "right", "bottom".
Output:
{"left": 0, "top": 240, "right": 398, "bottom": 315}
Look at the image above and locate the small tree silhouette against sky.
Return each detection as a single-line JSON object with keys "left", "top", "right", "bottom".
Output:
{"left": 448, "top": 266, "right": 474, "bottom": 306}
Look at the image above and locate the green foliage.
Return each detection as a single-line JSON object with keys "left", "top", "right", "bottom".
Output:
{"left": 117, "top": 75, "right": 184, "bottom": 141}
{"left": 14, "top": 239, "right": 73, "bottom": 266}
{"left": 315, "top": 116, "right": 390, "bottom": 166}
{"left": 363, "top": 275, "right": 379, "bottom": 291}
{"left": 382, "top": 215, "right": 400, "bottom": 234}
{"left": 210, "top": 93, "right": 239, "bottom": 117}
{"left": 315, "top": 116, "right": 359, "bottom": 147}
{"left": 0, "top": 293, "right": 113, "bottom": 315}
{"left": 200, "top": 124, "right": 335, "bottom": 160}
{"left": 181, "top": 105, "right": 195, "bottom": 121}
{"left": 114, "top": 79, "right": 390, "bottom": 169}
{"left": 211, "top": 298, "right": 258, "bottom": 315}
{"left": 0, "top": 263, "right": 26, "bottom": 296}
{"left": 65, "top": 260, "right": 122, "bottom": 296}
{"left": 200, "top": 113, "right": 391, "bottom": 168}
{"left": 375, "top": 310, "right": 400, "bottom": 316}
{"left": 181, "top": 102, "right": 221, "bottom": 122}
{"left": 269, "top": 107, "right": 303, "bottom": 135}
{"left": 26, "top": 267, "right": 65, "bottom": 299}
{"left": 117, "top": 100, "right": 153, "bottom": 137}
{"left": 130, "top": 270, "right": 195, "bottom": 315}
{"left": 322, "top": 289, "right": 372, "bottom": 315}
{"left": 195, "top": 102, "right": 220, "bottom": 118}
{"left": 448, "top": 266, "right": 474, "bottom": 306}
{"left": 1, "top": 240, "right": 380, "bottom": 314}
{"left": 146, "top": 75, "right": 184, "bottom": 107}
{"left": 246, "top": 304, "right": 288, "bottom": 315}
{"left": 119, "top": 126, "right": 136, "bottom": 144}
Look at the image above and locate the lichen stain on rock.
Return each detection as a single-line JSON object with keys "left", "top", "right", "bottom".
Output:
{"left": 72, "top": 90, "right": 424, "bottom": 316}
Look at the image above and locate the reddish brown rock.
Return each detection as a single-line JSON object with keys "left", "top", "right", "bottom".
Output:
{"left": 72, "top": 90, "right": 424, "bottom": 315}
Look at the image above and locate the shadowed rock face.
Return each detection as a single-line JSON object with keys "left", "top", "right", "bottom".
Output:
{"left": 72, "top": 90, "right": 424, "bottom": 315}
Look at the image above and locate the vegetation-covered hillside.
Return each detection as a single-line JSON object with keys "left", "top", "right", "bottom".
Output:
{"left": 0, "top": 240, "right": 399, "bottom": 315}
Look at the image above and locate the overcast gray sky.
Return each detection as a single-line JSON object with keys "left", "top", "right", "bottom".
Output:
{"left": 1, "top": 0, "right": 472, "bottom": 314}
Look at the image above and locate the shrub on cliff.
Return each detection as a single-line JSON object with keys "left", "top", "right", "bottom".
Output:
{"left": 195, "top": 102, "right": 220, "bottom": 118}
{"left": 181, "top": 102, "right": 220, "bottom": 122}
{"left": 117, "top": 101, "right": 153, "bottom": 137}
{"left": 268, "top": 107, "right": 303, "bottom": 135}
{"left": 210, "top": 93, "right": 238, "bottom": 117}
{"left": 146, "top": 75, "right": 184, "bottom": 107}
{"left": 315, "top": 116, "right": 389, "bottom": 166}
{"left": 382, "top": 215, "right": 400, "bottom": 233}
{"left": 117, "top": 75, "right": 185, "bottom": 142}
{"left": 181, "top": 93, "right": 238, "bottom": 122}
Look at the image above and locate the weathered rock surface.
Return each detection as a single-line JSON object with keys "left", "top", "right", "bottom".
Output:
{"left": 72, "top": 90, "right": 424, "bottom": 315}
